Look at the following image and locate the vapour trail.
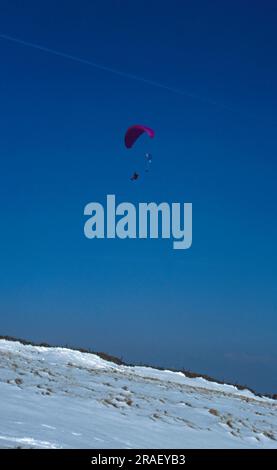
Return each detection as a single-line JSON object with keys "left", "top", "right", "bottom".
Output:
{"left": 0, "top": 33, "right": 221, "bottom": 106}
{"left": 0, "top": 33, "right": 260, "bottom": 119}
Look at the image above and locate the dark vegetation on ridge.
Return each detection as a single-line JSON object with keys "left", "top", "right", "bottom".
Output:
{"left": 1, "top": 335, "right": 276, "bottom": 400}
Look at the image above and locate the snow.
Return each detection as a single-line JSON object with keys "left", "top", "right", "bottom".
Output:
{"left": 0, "top": 339, "right": 276, "bottom": 449}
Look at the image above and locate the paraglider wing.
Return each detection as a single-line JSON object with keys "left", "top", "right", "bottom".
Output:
{"left": 124, "top": 124, "right": 155, "bottom": 149}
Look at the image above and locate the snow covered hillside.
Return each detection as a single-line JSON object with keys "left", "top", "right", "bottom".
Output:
{"left": 0, "top": 339, "right": 276, "bottom": 449}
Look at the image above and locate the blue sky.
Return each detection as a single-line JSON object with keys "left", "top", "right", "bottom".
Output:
{"left": 0, "top": 1, "right": 277, "bottom": 393}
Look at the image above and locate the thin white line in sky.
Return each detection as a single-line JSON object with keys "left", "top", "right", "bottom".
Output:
{"left": 0, "top": 32, "right": 261, "bottom": 120}
{"left": 0, "top": 33, "right": 220, "bottom": 105}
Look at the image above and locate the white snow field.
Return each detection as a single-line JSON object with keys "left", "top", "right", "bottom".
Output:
{"left": 0, "top": 339, "right": 276, "bottom": 449}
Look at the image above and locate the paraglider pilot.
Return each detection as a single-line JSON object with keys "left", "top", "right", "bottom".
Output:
{"left": 130, "top": 172, "right": 139, "bottom": 181}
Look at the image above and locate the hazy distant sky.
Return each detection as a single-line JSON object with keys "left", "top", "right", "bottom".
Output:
{"left": 0, "top": 1, "right": 277, "bottom": 393}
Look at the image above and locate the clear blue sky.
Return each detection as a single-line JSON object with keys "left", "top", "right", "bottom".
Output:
{"left": 0, "top": 1, "right": 277, "bottom": 393}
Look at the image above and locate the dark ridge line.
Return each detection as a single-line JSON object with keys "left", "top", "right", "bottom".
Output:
{"left": 0, "top": 334, "right": 276, "bottom": 400}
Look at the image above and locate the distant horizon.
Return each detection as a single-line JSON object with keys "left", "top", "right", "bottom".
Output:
{"left": 0, "top": 333, "right": 275, "bottom": 397}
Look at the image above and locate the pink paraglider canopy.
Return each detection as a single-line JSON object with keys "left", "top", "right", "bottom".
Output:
{"left": 124, "top": 124, "right": 155, "bottom": 149}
